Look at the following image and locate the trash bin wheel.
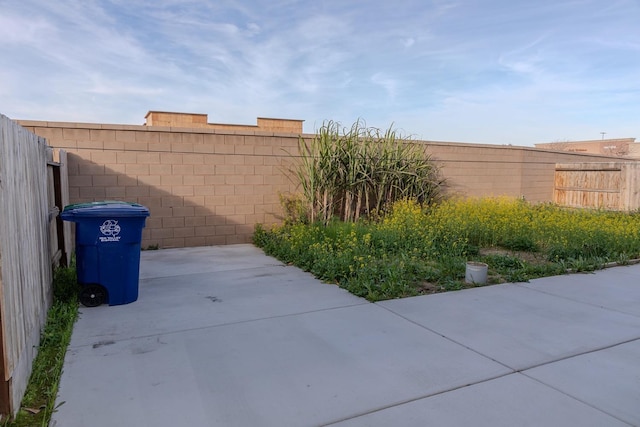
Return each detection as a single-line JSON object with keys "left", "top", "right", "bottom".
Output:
{"left": 80, "top": 284, "right": 107, "bottom": 307}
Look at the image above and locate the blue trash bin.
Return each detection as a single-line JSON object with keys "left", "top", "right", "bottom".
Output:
{"left": 61, "top": 201, "right": 150, "bottom": 307}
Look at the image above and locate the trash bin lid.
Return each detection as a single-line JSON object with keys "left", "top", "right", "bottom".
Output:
{"left": 61, "top": 201, "right": 150, "bottom": 218}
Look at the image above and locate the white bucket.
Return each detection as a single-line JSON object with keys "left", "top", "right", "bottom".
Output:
{"left": 465, "top": 261, "right": 488, "bottom": 285}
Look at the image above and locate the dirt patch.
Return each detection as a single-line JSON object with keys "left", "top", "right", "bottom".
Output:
{"left": 479, "top": 247, "right": 546, "bottom": 264}
{"left": 418, "top": 281, "right": 444, "bottom": 294}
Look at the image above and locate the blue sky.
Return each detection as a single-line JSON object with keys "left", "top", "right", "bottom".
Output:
{"left": 1, "top": 0, "right": 638, "bottom": 145}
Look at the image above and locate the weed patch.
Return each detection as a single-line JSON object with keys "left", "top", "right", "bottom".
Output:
{"left": 3, "top": 264, "right": 79, "bottom": 427}
{"left": 255, "top": 198, "right": 640, "bottom": 301}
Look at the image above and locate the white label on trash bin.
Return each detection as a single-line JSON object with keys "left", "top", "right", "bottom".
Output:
{"left": 99, "top": 219, "right": 121, "bottom": 242}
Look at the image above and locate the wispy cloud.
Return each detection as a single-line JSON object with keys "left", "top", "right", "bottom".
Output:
{"left": 1, "top": 0, "right": 638, "bottom": 144}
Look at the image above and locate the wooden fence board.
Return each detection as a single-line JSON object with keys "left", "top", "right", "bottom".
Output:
{"left": 554, "top": 162, "right": 640, "bottom": 211}
{"left": 0, "top": 114, "right": 60, "bottom": 416}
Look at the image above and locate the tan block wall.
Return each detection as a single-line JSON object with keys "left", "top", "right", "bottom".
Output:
{"left": 424, "top": 141, "right": 617, "bottom": 202}
{"left": 256, "top": 118, "right": 304, "bottom": 133}
{"left": 144, "top": 112, "right": 304, "bottom": 133}
{"left": 20, "top": 121, "right": 300, "bottom": 248}
{"left": 144, "top": 111, "right": 208, "bottom": 128}
{"left": 17, "top": 120, "right": 621, "bottom": 249}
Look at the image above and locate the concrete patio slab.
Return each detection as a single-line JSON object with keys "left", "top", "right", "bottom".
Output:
{"left": 70, "top": 265, "right": 367, "bottom": 345}
{"left": 50, "top": 245, "right": 640, "bottom": 426}
{"left": 378, "top": 281, "right": 640, "bottom": 370}
{"left": 138, "top": 244, "right": 282, "bottom": 280}
{"left": 525, "top": 339, "right": 640, "bottom": 426}
{"left": 328, "top": 373, "right": 629, "bottom": 427}
{"left": 52, "top": 303, "right": 508, "bottom": 427}
{"left": 521, "top": 264, "right": 640, "bottom": 317}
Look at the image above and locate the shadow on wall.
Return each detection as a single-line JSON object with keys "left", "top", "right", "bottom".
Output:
{"left": 65, "top": 154, "right": 283, "bottom": 249}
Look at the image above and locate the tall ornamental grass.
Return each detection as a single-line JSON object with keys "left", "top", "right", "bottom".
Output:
{"left": 255, "top": 197, "right": 640, "bottom": 301}
{"left": 290, "top": 120, "right": 444, "bottom": 224}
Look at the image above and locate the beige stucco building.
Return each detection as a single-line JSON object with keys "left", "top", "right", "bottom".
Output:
{"left": 535, "top": 138, "right": 640, "bottom": 158}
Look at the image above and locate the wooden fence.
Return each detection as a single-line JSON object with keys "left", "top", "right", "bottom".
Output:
{"left": 0, "top": 114, "right": 68, "bottom": 416}
{"left": 554, "top": 162, "right": 640, "bottom": 211}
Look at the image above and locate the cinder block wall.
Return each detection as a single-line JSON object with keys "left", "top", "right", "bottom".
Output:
{"left": 19, "top": 121, "right": 300, "bottom": 248}
{"left": 18, "top": 120, "right": 619, "bottom": 248}
{"left": 424, "top": 141, "right": 616, "bottom": 202}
